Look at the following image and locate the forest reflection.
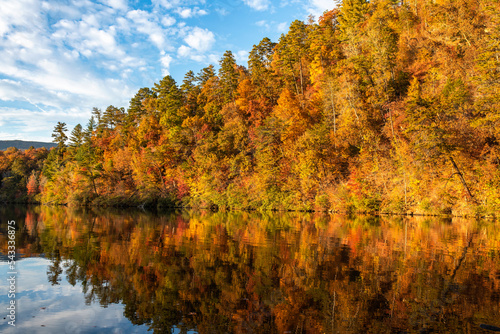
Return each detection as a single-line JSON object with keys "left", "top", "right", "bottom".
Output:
{"left": 2, "top": 206, "right": 500, "bottom": 333}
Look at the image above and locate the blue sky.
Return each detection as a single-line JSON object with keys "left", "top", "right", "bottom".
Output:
{"left": 0, "top": 0, "right": 338, "bottom": 142}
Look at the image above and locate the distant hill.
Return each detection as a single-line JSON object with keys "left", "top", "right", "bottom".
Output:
{"left": 0, "top": 140, "right": 57, "bottom": 151}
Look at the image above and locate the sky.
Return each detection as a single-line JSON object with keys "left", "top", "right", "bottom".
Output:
{"left": 0, "top": 0, "right": 338, "bottom": 142}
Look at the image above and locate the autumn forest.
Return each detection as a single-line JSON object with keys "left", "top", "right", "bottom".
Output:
{"left": 1, "top": 0, "right": 500, "bottom": 216}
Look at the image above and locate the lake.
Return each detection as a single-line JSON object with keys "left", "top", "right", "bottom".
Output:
{"left": 1, "top": 205, "right": 499, "bottom": 333}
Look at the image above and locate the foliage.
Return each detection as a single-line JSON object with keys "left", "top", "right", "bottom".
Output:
{"left": 0, "top": 147, "right": 48, "bottom": 202}
{"left": 1, "top": 0, "right": 499, "bottom": 215}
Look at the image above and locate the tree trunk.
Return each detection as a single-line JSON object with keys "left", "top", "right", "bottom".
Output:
{"left": 449, "top": 156, "right": 475, "bottom": 202}
{"left": 299, "top": 58, "right": 304, "bottom": 97}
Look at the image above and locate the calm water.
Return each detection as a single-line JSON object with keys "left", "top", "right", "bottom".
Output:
{"left": 1, "top": 206, "right": 499, "bottom": 333}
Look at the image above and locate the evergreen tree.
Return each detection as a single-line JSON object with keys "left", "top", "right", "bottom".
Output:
{"left": 102, "top": 105, "right": 125, "bottom": 130}
{"left": 69, "top": 124, "right": 84, "bottom": 149}
{"left": 197, "top": 65, "right": 216, "bottom": 87}
{"left": 84, "top": 116, "right": 96, "bottom": 144}
{"left": 153, "top": 75, "right": 183, "bottom": 128}
{"left": 338, "top": 0, "right": 369, "bottom": 55}
{"left": 249, "top": 37, "right": 278, "bottom": 102}
{"left": 181, "top": 70, "right": 201, "bottom": 117}
{"left": 51, "top": 122, "right": 68, "bottom": 151}
{"left": 274, "top": 20, "right": 311, "bottom": 97}
{"left": 127, "top": 87, "right": 155, "bottom": 128}
{"left": 219, "top": 50, "right": 239, "bottom": 104}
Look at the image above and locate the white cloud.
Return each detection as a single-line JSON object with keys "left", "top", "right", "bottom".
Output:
{"left": 306, "top": 0, "right": 338, "bottom": 19}
{"left": 62, "top": 49, "right": 80, "bottom": 60}
{"left": 151, "top": 0, "right": 182, "bottom": 10}
{"left": 207, "top": 53, "right": 220, "bottom": 64}
{"left": 177, "top": 45, "right": 207, "bottom": 62}
{"left": 184, "top": 26, "right": 215, "bottom": 52}
{"left": 52, "top": 18, "right": 126, "bottom": 59}
{"left": 0, "top": 0, "right": 44, "bottom": 37}
{"left": 0, "top": 0, "right": 224, "bottom": 141}
{"left": 256, "top": 20, "right": 288, "bottom": 33}
{"left": 243, "top": 0, "right": 270, "bottom": 11}
{"left": 121, "top": 56, "right": 146, "bottom": 67}
{"left": 151, "top": 0, "right": 207, "bottom": 11}
{"left": 0, "top": 107, "right": 90, "bottom": 141}
{"left": 277, "top": 21, "right": 288, "bottom": 32}
{"left": 256, "top": 20, "right": 268, "bottom": 27}
{"left": 0, "top": 59, "right": 132, "bottom": 107}
{"left": 103, "top": 0, "right": 128, "bottom": 11}
{"left": 177, "top": 27, "right": 216, "bottom": 63}
{"left": 0, "top": 0, "right": 138, "bottom": 117}
{"left": 178, "top": 45, "right": 192, "bottom": 57}
{"left": 215, "top": 7, "right": 229, "bottom": 16}
{"left": 235, "top": 50, "right": 249, "bottom": 63}
{"left": 190, "top": 54, "right": 206, "bottom": 62}
{"left": 40, "top": 1, "right": 83, "bottom": 20}
{"left": 7, "top": 31, "right": 36, "bottom": 49}
{"left": 160, "top": 53, "right": 173, "bottom": 75}
{"left": 85, "top": 28, "right": 123, "bottom": 56}
{"left": 149, "top": 32, "right": 166, "bottom": 49}
{"left": 121, "top": 68, "right": 133, "bottom": 79}
{"left": 162, "top": 15, "right": 176, "bottom": 27}
{"left": 126, "top": 9, "right": 168, "bottom": 49}
{"left": 81, "top": 13, "right": 100, "bottom": 27}
{"left": 0, "top": 79, "right": 23, "bottom": 102}
{"left": 175, "top": 7, "right": 208, "bottom": 18}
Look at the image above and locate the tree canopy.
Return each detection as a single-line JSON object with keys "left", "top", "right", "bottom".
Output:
{"left": 1, "top": 0, "right": 499, "bottom": 216}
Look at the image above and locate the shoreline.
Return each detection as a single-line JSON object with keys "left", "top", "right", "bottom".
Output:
{"left": 1, "top": 199, "right": 496, "bottom": 220}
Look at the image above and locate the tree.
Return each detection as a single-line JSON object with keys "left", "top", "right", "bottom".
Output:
{"left": 219, "top": 50, "right": 240, "bottom": 104}
{"left": 181, "top": 70, "right": 201, "bottom": 118}
{"left": 273, "top": 20, "right": 311, "bottom": 98}
{"left": 84, "top": 116, "right": 96, "bottom": 144}
{"left": 405, "top": 76, "right": 477, "bottom": 202}
{"left": 197, "top": 64, "right": 216, "bottom": 87}
{"left": 26, "top": 170, "right": 39, "bottom": 195}
{"left": 69, "top": 124, "right": 84, "bottom": 149}
{"left": 92, "top": 107, "right": 103, "bottom": 133}
{"left": 309, "top": 9, "right": 343, "bottom": 139}
{"left": 273, "top": 88, "right": 308, "bottom": 144}
{"left": 249, "top": 37, "right": 278, "bottom": 103}
{"left": 102, "top": 105, "right": 125, "bottom": 130}
{"left": 52, "top": 122, "right": 68, "bottom": 151}
{"left": 338, "top": 0, "right": 369, "bottom": 46}
{"left": 474, "top": 0, "right": 500, "bottom": 152}
{"left": 198, "top": 75, "right": 224, "bottom": 130}
{"left": 127, "top": 88, "right": 155, "bottom": 126}
{"left": 153, "top": 75, "right": 183, "bottom": 128}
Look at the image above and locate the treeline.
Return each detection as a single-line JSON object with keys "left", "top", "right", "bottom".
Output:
{"left": 0, "top": 147, "right": 48, "bottom": 203}
{"left": 1, "top": 0, "right": 500, "bottom": 215}
{"left": 0, "top": 140, "right": 57, "bottom": 151}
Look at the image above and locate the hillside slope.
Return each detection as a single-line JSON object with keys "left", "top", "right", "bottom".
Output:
{"left": 0, "top": 140, "right": 57, "bottom": 151}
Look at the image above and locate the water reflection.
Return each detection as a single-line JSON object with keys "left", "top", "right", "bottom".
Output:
{"left": 1, "top": 206, "right": 500, "bottom": 333}
{"left": 0, "top": 257, "right": 149, "bottom": 334}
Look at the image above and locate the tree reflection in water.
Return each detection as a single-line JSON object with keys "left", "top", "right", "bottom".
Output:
{"left": 2, "top": 205, "right": 500, "bottom": 333}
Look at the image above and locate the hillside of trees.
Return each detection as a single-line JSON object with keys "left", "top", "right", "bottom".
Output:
{"left": 0, "top": 140, "right": 57, "bottom": 151}
{"left": 1, "top": 0, "right": 499, "bottom": 216}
